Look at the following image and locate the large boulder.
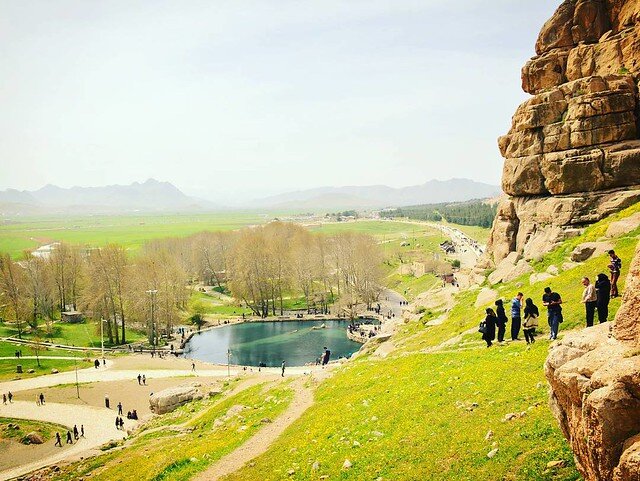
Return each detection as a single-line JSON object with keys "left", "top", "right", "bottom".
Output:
{"left": 149, "top": 386, "right": 203, "bottom": 414}
{"left": 486, "top": 0, "right": 640, "bottom": 267}
{"left": 545, "top": 241, "right": 640, "bottom": 480}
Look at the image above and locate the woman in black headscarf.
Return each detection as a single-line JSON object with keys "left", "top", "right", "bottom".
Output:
{"left": 595, "top": 273, "right": 611, "bottom": 323}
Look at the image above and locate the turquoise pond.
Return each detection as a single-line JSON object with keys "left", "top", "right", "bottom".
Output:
{"left": 182, "top": 320, "right": 369, "bottom": 367}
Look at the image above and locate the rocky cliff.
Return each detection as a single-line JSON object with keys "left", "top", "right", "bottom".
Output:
{"left": 486, "top": 0, "right": 640, "bottom": 265}
{"left": 545, "top": 243, "right": 640, "bottom": 480}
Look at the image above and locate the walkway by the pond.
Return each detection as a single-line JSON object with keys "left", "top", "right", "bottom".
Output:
{"left": 0, "top": 400, "right": 125, "bottom": 481}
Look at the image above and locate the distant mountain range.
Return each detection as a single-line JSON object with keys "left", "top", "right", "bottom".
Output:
{"left": 0, "top": 179, "right": 216, "bottom": 215}
{"left": 0, "top": 178, "right": 500, "bottom": 215}
{"left": 249, "top": 178, "right": 500, "bottom": 210}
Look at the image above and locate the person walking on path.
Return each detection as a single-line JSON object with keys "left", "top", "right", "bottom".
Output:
{"left": 192, "top": 362, "right": 196, "bottom": 371}
{"left": 523, "top": 298, "right": 539, "bottom": 344}
{"left": 115, "top": 417, "right": 120, "bottom": 430}
{"left": 73, "top": 425, "right": 79, "bottom": 440}
{"left": 581, "top": 277, "right": 598, "bottom": 327}
{"left": 281, "top": 360, "right": 286, "bottom": 377}
{"left": 543, "top": 287, "right": 563, "bottom": 340}
{"left": 481, "top": 308, "right": 497, "bottom": 347}
{"left": 55, "top": 432, "right": 62, "bottom": 447}
{"left": 142, "top": 375, "right": 146, "bottom": 385}
{"left": 2, "top": 394, "right": 6, "bottom": 405}
{"left": 80, "top": 425, "right": 85, "bottom": 437}
{"left": 595, "top": 273, "right": 611, "bottom": 323}
{"left": 137, "top": 374, "right": 142, "bottom": 385}
{"left": 39, "top": 393, "right": 45, "bottom": 405}
{"left": 117, "top": 402, "right": 123, "bottom": 416}
{"left": 105, "top": 394, "right": 110, "bottom": 409}
{"left": 66, "top": 431, "right": 73, "bottom": 444}
{"left": 608, "top": 250, "right": 622, "bottom": 297}
{"left": 511, "top": 293, "right": 523, "bottom": 341}
{"left": 495, "top": 300, "right": 508, "bottom": 343}
{"left": 8, "top": 391, "right": 12, "bottom": 403}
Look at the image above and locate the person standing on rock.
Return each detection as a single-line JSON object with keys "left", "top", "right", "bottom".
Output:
{"left": 522, "top": 298, "right": 539, "bottom": 344}
{"left": 494, "top": 300, "right": 508, "bottom": 343}
{"left": 581, "top": 277, "right": 598, "bottom": 327}
{"left": 608, "top": 250, "right": 622, "bottom": 297}
{"left": 510, "top": 293, "right": 523, "bottom": 341}
{"left": 481, "top": 308, "right": 497, "bottom": 347}
{"left": 595, "top": 273, "right": 611, "bottom": 323}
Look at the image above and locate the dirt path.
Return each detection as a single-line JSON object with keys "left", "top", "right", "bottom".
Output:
{"left": 0, "top": 401, "right": 126, "bottom": 481}
{"left": 192, "top": 376, "right": 314, "bottom": 481}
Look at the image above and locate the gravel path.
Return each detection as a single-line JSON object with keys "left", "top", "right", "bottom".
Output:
{"left": 0, "top": 400, "right": 127, "bottom": 481}
{"left": 191, "top": 376, "right": 314, "bottom": 481}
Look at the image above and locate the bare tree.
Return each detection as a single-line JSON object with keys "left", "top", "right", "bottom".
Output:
{"left": 0, "top": 253, "right": 27, "bottom": 338}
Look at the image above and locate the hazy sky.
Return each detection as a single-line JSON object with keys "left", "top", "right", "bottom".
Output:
{"left": 0, "top": 1, "right": 558, "bottom": 202}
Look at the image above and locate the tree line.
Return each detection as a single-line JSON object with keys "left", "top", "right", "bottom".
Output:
{"left": 0, "top": 222, "right": 382, "bottom": 345}
{"left": 381, "top": 200, "right": 497, "bottom": 228}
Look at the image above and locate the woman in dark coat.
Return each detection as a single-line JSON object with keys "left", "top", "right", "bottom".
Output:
{"left": 482, "top": 308, "right": 497, "bottom": 347}
{"left": 595, "top": 273, "right": 611, "bottom": 323}
{"left": 495, "top": 299, "right": 508, "bottom": 343}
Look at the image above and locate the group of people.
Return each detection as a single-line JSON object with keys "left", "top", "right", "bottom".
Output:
{"left": 2, "top": 391, "right": 13, "bottom": 404}
{"left": 480, "top": 250, "right": 623, "bottom": 347}
{"left": 136, "top": 373, "right": 147, "bottom": 385}
{"left": 54, "top": 425, "right": 84, "bottom": 447}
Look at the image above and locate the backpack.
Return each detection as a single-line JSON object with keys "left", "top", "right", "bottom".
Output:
{"left": 478, "top": 321, "right": 487, "bottom": 334}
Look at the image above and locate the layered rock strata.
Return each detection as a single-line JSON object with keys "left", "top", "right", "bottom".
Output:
{"left": 487, "top": 0, "right": 640, "bottom": 265}
{"left": 545, "top": 243, "right": 640, "bottom": 480}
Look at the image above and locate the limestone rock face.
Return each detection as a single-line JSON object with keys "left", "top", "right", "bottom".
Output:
{"left": 488, "top": 0, "right": 640, "bottom": 265}
{"left": 149, "top": 386, "right": 203, "bottom": 414}
{"left": 545, "top": 242, "right": 640, "bottom": 480}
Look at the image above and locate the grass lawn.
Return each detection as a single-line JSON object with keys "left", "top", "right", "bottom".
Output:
{"left": 50, "top": 381, "right": 294, "bottom": 481}
{"left": 0, "top": 356, "right": 92, "bottom": 382}
{"left": 0, "top": 321, "right": 146, "bottom": 348}
{"left": 0, "top": 417, "right": 69, "bottom": 443}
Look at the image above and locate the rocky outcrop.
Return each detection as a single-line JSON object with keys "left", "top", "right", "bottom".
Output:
{"left": 545, "top": 242, "right": 640, "bottom": 480}
{"left": 149, "top": 386, "right": 203, "bottom": 414}
{"left": 486, "top": 0, "right": 640, "bottom": 265}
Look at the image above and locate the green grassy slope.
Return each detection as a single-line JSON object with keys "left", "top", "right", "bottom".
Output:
{"left": 218, "top": 205, "right": 640, "bottom": 481}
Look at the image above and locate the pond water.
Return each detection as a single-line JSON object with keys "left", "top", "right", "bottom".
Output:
{"left": 182, "top": 320, "right": 368, "bottom": 367}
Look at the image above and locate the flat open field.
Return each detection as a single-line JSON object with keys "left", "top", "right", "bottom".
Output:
{"left": 0, "top": 212, "right": 269, "bottom": 257}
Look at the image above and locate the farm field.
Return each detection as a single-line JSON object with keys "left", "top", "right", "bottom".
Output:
{"left": 0, "top": 212, "right": 270, "bottom": 258}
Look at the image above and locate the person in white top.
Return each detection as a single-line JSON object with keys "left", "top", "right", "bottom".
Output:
{"left": 581, "top": 277, "right": 597, "bottom": 327}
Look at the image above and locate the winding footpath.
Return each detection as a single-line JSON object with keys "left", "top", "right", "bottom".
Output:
{"left": 192, "top": 377, "right": 315, "bottom": 481}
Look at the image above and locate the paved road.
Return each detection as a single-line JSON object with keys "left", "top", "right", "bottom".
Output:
{"left": 0, "top": 401, "right": 127, "bottom": 481}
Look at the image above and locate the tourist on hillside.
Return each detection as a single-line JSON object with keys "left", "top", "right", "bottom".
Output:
{"left": 543, "top": 287, "right": 563, "bottom": 340}
{"left": 581, "top": 277, "right": 597, "bottom": 327}
{"left": 595, "top": 273, "right": 611, "bottom": 323}
{"left": 66, "top": 431, "right": 73, "bottom": 444}
{"left": 481, "top": 308, "right": 497, "bottom": 347}
{"left": 510, "top": 292, "right": 523, "bottom": 341}
{"left": 494, "top": 300, "right": 508, "bottom": 343}
{"left": 608, "top": 250, "right": 622, "bottom": 297}
{"left": 523, "top": 298, "right": 539, "bottom": 344}
{"left": 55, "top": 432, "right": 62, "bottom": 447}
{"left": 281, "top": 360, "right": 286, "bottom": 377}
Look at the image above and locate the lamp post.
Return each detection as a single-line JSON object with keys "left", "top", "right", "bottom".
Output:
{"left": 100, "top": 318, "right": 107, "bottom": 361}
{"left": 146, "top": 289, "right": 158, "bottom": 354}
